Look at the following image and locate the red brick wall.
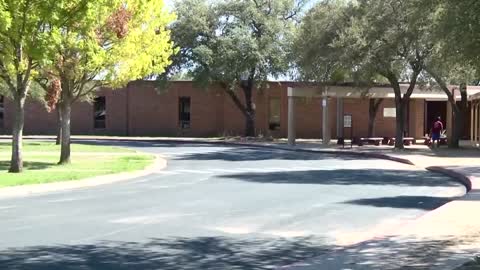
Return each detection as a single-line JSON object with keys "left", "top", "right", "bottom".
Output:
{"left": 375, "top": 99, "right": 397, "bottom": 138}
{"left": 343, "top": 98, "right": 370, "bottom": 138}
{"left": 409, "top": 99, "right": 425, "bottom": 138}
{"left": 0, "top": 81, "right": 429, "bottom": 139}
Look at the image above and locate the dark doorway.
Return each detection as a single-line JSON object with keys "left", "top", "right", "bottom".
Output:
{"left": 425, "top": 101, "right": 447, "bottom": 135}
{"left": 179, "top": 97, "right": 191, "bottom": 129}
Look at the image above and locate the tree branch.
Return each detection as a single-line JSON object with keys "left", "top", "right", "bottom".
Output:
{"left": 424, "top": 65, "right": 460, "bottom": 112}
{"left": 0, "top": 61, "right": 16, "bottom": 93}
{"left": 222, "top": 83, "right": 249, "bottom": 118}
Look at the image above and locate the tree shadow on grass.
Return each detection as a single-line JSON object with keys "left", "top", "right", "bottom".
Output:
{"left": 0, "top": 237, "right": 332, "bottom": 270}
{"left": 0, "top": 161, "right": 52, "bottom": 171}
{"left": 218, "top": 169, "right": 462, "bottom": 187}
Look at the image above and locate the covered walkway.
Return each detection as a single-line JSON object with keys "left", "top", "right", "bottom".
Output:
{"left": 287, "top": 84, "right": 480, "bottom": 146}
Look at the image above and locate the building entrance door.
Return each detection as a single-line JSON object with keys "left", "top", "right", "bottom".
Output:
{"left": 425, "top": 101, "right": 447, "bottom": 135}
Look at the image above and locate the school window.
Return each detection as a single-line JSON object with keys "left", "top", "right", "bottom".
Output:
{"left": 94, "top": 96, "right": 106, "bottom": 129}
{"left": 0, "top": 96, "right": 4, "bottom": 128}
{"left": 179, "top": 97, "right": 191, "bottom": 129}
{"left": 269, "top": 97, "right": 281, "bottom": 130}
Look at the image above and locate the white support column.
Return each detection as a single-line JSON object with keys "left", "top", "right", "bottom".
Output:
{"left": 288, "top": 88, "right": 296, "bottom": 146}
{"left": 475, "top": 101, "right": 480, "bottom": 146}
{"left": 471, "top": 101, "right": 474, "bottom": 144}
{"left": 336, "top": 97, "right": 344, "bottom": 139}
{"left": 322, "top": 97, "right": 331, "bottom": 145}
{"left": 475, "top": 102, "right": 479, "bottom": 146}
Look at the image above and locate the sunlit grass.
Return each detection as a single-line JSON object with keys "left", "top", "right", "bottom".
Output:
{"left": 0, "top": 141, "right": 154, "bottom": 187}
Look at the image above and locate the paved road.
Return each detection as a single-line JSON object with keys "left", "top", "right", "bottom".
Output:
{"left": 0, "top": 142, "right": 466, "bottom": 270}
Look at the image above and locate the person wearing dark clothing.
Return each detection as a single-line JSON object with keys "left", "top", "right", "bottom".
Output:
{"left": 431, "top": 116, "right": 444, "bottom": 148}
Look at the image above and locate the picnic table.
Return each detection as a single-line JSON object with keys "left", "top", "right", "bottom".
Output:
{"left": 357, "top": 137, "right": 383, "bottom": 146}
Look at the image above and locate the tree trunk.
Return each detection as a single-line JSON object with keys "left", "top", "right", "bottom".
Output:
{"left": 368, "top": 99, "right": 384, "bottom": 137}
{"left": 9, "top": 98, "right": 25, "bottom": 173}
{"left": 448, "top": 84, "right": 468, "bottom": 148}
{"left": 449, "top": 107, "right": 463, "bottom": 148}
{"left": 56, "top": 108, "right": 62, "bottom": 145}
{"left": 58, "top": 102, "right": 71, "bottom": 165}
{"left": 242, "top": 83, "right": 256, "bottom": 137}
{"left": 394, "top": 101, "right": 406, "bottom": 150}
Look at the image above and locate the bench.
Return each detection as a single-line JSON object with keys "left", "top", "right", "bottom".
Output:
{"left": 357, "top": 137, "right": 384, "bottom": 146}
{"left": 388, "top": 137, "right": 416, "bottom": 146}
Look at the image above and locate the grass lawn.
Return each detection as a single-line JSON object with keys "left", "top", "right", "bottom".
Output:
{"left": 0, "top": 141, "right": 154, "bottom": 188}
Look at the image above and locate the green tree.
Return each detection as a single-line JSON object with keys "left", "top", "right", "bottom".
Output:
{"left": 165, "top": 0, "right": 304, "bottom": 137}
{"left": 0, "top": 0, "right": 87, "bottom": 172}
{"left": 293, "top": 1, "right": 386, "bottom": 140}
{"left": 296, "top": 0, "right": 438, "bottom": 149}
{"left": 422, "top": 0, "right": 480, "bottom": 148}
{"left": 38, "top": 0, "right": 175, "bottom": 164}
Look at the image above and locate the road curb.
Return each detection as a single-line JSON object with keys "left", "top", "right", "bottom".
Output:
{"left": 426, "top": 166, "right": 473, "bottom": 192}
{"left": 0, "top": 154, "right": 167, "bottom": 199}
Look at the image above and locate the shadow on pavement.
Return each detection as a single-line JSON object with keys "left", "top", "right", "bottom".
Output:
{"left": 343, "top": 195, "right": 456, "bottom": 210}
{"left": 0, "top": 235, "right": 476, "bottom": 270}
{"left": 297, "top": 235, "right": 476, "bottom": 270}
{"left": 219, "top": 169, "right": 460, "bottom": 187}
{"left": 176, "top": 148, "right": 369, "bottom": 161}
{"left": 0, "top": 237, "right": 331, "bottom": 270}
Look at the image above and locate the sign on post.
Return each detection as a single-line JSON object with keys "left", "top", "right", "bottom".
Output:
{"left": 344, "top": 114, "right": 352, "bottom": 128}
{"left": 384, "top": 108, "right": 396, "bottom": 118}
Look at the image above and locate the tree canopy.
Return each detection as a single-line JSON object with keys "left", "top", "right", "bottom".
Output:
{"left": 166, "top": 0, "right": 304, "bottom": 136}
{"left": 37, "top": 0, "right": 176, "bottom": 164}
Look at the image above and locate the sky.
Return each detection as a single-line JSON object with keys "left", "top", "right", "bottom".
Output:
{"left": 164, "top": 0, "right": 319, "bottom": 11}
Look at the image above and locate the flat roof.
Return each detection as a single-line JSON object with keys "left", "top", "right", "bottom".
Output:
{"left": 288, "top": 84, "right": 480, "bottom": 100}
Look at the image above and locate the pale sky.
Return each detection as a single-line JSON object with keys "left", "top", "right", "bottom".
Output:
{"left": 164, "top": 0, "right": 318, "bottom": 11}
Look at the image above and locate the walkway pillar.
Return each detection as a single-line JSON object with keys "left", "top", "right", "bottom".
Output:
{"left": 322, "top": 96, "right": 331, "bottom": 145}
{"left": 471, "top": 101, "right": 474, "bottom": 144}
{"left": 336, "top": 98, "right": 344, "bottom": 138}
{"left": 476, "top": 102, "right": 479, "bottom": 145}
{"left": 288, "top": 87, "right": 296, "bottom": 146}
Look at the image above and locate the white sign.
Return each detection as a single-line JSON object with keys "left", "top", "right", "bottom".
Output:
{"left": 384, "top": 108, "right": 396, "bottom": 118}
{"left": 344, "top": 115, "right": 352, "bottom": 128}
{"left": 322, "top": 99, "right": 327, "bottom": 107}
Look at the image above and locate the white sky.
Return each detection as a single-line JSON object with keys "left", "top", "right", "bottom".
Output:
{"left": 164, "top": 0, "right": 318, "bottom": 10}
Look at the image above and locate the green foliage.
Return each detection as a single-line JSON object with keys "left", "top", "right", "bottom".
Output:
{"left": 423, "top": 0, "right": 479, "bottom": 86}
{"left": 0, "top": 0, "right": 69, "bottom": 94}
{"left": 439, "top": 0, "right": 480, "bottom": 73}
{"left": 38, "top": 0, "right": 176, "bottom": 102}
{"left": 293, "top": 0, "right": 356, "bottom": 82}
{"left": 166, "top": 0, "right": 303, "bottom": 89}
{"left": 335, "top": 0, "right": 439, "bottom": 84}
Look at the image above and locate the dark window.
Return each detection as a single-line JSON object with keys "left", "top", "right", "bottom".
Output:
{"left": 179, "top": 97, "right": 191, "bottom": 129}
{"left": 0, "top": 96, "right": 4, "bottom": 128}
{"left": 269, "top": 98, "right": 280, "bottom": 130}
{"left": 94, "top": 96, "right": 106, "bottom": 129}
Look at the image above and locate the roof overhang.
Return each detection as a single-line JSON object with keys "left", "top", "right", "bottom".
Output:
{"left": 288, "top": 84, "right": 480, "bottom": 100}
{"left": 470, "top": 92, "right": 480, "bottom": 101}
